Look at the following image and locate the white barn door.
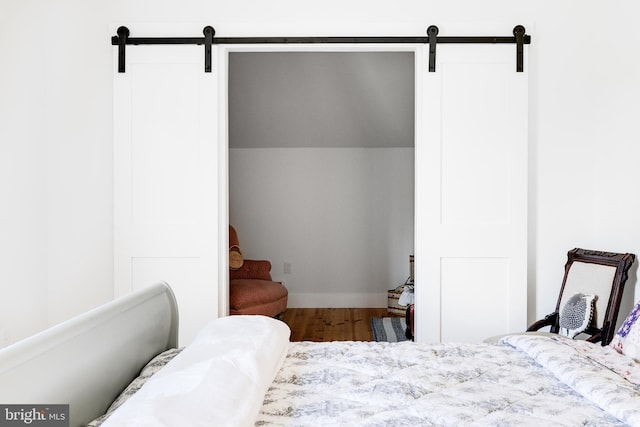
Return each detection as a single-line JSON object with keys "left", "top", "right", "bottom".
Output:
{"left": 415, "top": 43, "right": 528, "bottom": 343}
{"left": 113, "top": 38, "right": 222, "bottom": 345}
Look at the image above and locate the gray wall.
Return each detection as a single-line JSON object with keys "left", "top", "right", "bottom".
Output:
{"left": 229, "top": 52, "right": 415, "bottom": 149}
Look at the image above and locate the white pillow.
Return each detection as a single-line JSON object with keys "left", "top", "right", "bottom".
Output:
{"left": 101, "top": 316, "right": 291, "bottom": 427}
{"left": 559, "top": 293, "right": 597, "bottom": 338}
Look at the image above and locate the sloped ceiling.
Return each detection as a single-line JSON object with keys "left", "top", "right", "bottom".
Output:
{"left": 229, "top": 51, "right": 415, "bottom": 149}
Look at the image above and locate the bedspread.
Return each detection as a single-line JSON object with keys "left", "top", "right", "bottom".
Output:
{"left": 257, "top": 335, "right": 640, "bottom": 426}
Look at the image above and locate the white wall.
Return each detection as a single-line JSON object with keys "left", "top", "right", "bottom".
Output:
{"left": 43, "top": 1, "right": 115, "bottom": 328}
{"left": 2, "top": 0, "right": 640, "bottom": 345}
{"left": 230, "top": 148, "right": 414, "bottom": 307}
{"left": 0, "top": 4, "right": 48, "bottom": 345}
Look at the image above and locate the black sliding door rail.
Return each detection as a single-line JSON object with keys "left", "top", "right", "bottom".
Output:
{"left": 111, "top": 25, "right": 531, "bottom": 73}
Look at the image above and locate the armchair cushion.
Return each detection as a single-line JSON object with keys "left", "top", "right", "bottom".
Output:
{"left": 229, "top": 279, "right": 288, "bottom": 317}
{"left": 230, "top": 260, "right": 273, "bottom": 281}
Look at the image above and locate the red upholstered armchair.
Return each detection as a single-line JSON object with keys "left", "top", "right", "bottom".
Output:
{"left": 228, "top": 225, "right": 288, "bottom": 317}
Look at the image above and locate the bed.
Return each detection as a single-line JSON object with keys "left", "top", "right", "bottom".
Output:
{"left": 2, "top": 282, "right": 640, "bottom": 427}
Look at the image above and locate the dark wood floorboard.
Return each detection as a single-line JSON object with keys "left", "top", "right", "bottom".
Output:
{"left": 281, "top": 308, "right": 397, "bottom": 342}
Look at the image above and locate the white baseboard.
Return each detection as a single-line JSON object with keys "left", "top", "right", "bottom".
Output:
{"left": 288, "top": 292, "right": 388, "bottom": 308}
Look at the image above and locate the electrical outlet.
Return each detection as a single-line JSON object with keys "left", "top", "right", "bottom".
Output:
{"left": 283, "top": 261, "right": 292, "bottom": 274}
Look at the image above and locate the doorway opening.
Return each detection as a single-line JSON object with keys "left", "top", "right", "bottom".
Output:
{"left": 227, "top": 51, "right": 415, "bottom": 316}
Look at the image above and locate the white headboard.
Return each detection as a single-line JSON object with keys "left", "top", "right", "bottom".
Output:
{"left": 0, "top": 282, "right": 178, "bottom": 427}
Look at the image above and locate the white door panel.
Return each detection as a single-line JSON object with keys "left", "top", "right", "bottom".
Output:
{"left": 416, "top": 44, "right": 528, "bottom": 343}
{"left": 114, "top": 43, "right": 221, "bottom": 345}
{"left": 440, "top": 257, "right": 510, "bottom": 343}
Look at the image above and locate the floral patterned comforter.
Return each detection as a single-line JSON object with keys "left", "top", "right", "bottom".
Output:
{"left": 256, "top": 335, "right": 640, "bottom": 426}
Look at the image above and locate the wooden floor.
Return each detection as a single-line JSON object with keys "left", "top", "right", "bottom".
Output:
{"left": 281, "top": 308, "right": 395, "bottom": 342}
